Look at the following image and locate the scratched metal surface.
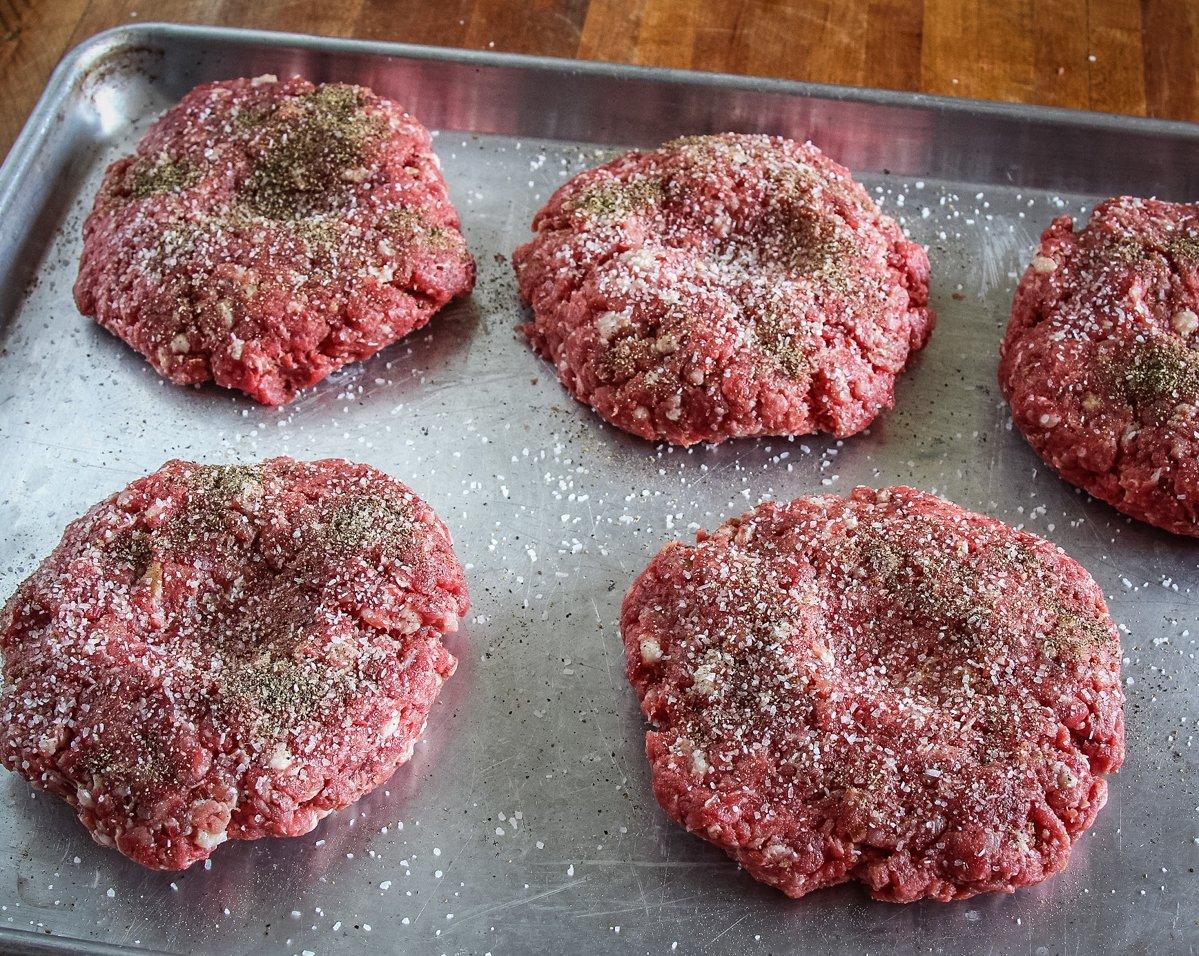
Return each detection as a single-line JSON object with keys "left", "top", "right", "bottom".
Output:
{"left": 0, "top": 24, "right": 1197, "bottom": 956}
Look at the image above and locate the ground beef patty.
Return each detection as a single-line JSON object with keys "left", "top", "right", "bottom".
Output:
{"left": 513, "top": 134, "right": 933, "bottom": 445}
{"left": 75, "top": 75, "right": 475, "bottom": 405}
{"left": 622, "top": 487, "right": 1123, "bottom": 902}
{"left": 0, "top": 458, "right": 468, "bottom": 869}
{"left": 1001, "top": 197, "right": 1199, "bottom": 536}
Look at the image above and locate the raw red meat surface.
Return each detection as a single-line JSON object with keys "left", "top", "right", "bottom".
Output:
{"left": 1002, "top": 196, "right": 1199, "bottom": 536}
{"left": 75, "top": 75, "right": 474, "bottom": 405}
{"left": 514, "top": 134, "right": 932, "bottom": 445}
{"left": 0, "top": 457, "right": 468, "bottom": 869}
{"left": 622, "top": 486, "right": 1123, "bottom": 901}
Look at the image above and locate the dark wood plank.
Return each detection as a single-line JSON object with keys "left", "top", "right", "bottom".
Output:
{"left": 1087, "top": 0, "right": 1145, "bottom": 115}
{"left": 1143, "top": 0, "right": 1198, "bottom": 121}
{"left": 0, "top": 0, "right": 89, "bottom": 157}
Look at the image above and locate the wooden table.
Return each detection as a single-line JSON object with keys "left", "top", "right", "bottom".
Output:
{"left": 1, "top": 1, "right": 1196, "bottom": 158}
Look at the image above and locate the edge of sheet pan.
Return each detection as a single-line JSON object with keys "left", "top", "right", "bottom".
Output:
{"left": 5, "top": 20, "right": 1199, "bottom": 224}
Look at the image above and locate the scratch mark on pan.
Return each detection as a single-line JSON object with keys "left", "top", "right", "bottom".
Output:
{"left": 971, "top": 219, "right": 1036, "bottom": 299}
{"left": 710, "top": 912, "right": 749, "bottom": 943}
{"left": 574, "top": 894, "right": 705, "bottom": 918}
{"left": 529, "top": 859, "right": 717, "bottom": 868}
{"left": 442, "top": 877, "right": 590, "bottom": 931}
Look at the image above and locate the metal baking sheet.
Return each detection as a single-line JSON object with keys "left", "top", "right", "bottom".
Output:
{"left": 0, "top": 23, "right": 1197, "bottom": 956}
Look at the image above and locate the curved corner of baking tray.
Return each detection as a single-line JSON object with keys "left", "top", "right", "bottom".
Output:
{"left": 0, "top": 23, "right": 169, "bottom": 217}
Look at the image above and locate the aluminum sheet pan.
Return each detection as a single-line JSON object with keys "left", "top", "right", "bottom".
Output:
{"left": 0, "top": 23, "right": 1197, "bottom": 956}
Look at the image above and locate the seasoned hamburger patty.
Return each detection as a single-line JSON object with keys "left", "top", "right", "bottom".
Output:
{"left": 622, "top": 487, "right": 1123, "bottom": 901}
{"left": 75, "top": 75, "right": 474, "bottom": 405}
{"left": 1001, "top": 197, "right": 1199, "bottom": 535}
{"left": 0, "top": 457, "right": 468, "bottom": 869}
{"left": 514, "top": 134, "right": 932, "bottom": 445}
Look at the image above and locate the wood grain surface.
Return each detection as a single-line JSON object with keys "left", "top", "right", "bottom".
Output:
{"left": 0, "top": 1, "right": 1196, "bottom": 158}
